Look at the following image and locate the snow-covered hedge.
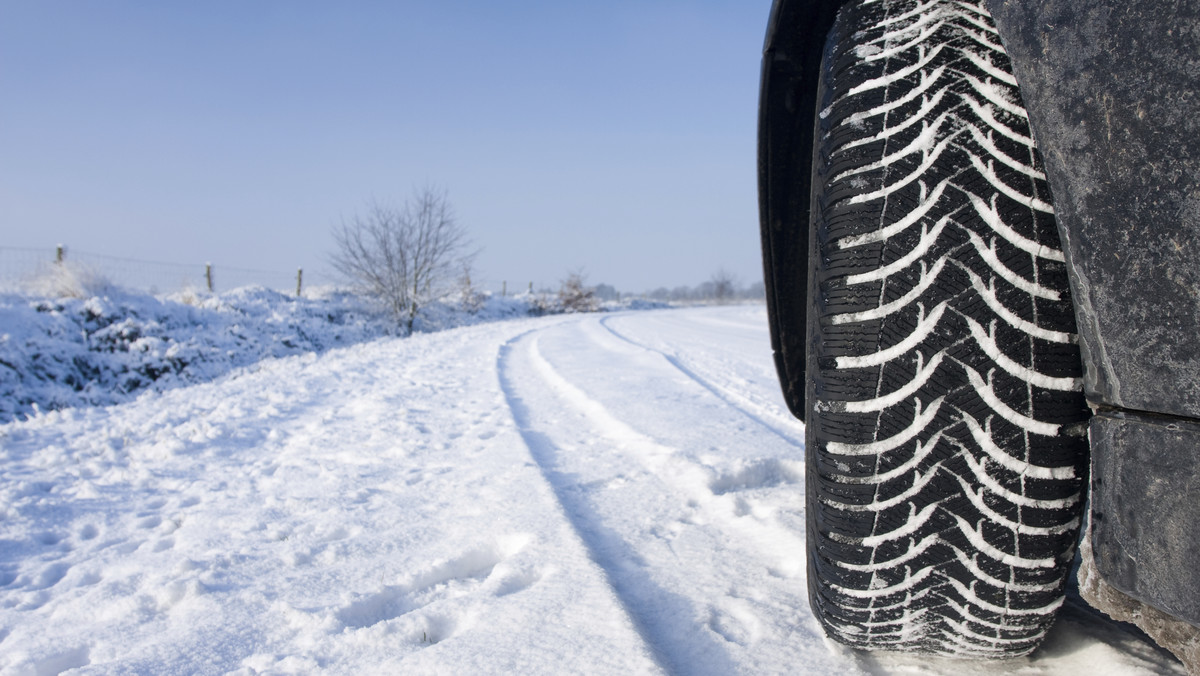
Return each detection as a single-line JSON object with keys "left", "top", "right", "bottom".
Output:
{"left": 0, "top": 285, "right": 671, "bottom": 424}
{"left": 0, "top": 287, "right": 393, "bottom": 424}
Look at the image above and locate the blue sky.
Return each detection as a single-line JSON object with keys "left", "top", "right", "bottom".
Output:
{"left": 1, "top": 1, "right": 770, "bottom": 294}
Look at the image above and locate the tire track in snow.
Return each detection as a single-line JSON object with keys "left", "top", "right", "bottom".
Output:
{"left": 498, "top": 329, "right": 734, "bottom": 676}
{"left": 555, "top": 315, "right": 810, "bottom": 573}
{"left": 597, "top": 315, "right": 805, "bottom": 449}
{"left": 497, "top": 317, "right": 828, "bottom": 676}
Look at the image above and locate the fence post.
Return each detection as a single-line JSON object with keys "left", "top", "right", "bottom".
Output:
{"left": 528, "top": 281, "right": 533, "bottom": 294}
{"left": 56, "top": 244, "right": 64, "bottom": 264}
{"left": 502, "top": 280, "right": 506, "bottom": 297}
{"left": 296, "top": 268, "right": 303, "bottom": 297}
{"left": 205, "top": 263, "right": 213, "bottom": 293}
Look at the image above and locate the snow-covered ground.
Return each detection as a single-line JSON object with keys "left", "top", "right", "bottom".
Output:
{"left": 0, "top": 301, "right": 1185, "bottom": 674}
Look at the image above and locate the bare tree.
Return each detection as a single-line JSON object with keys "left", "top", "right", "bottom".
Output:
{"left": 710, "top": 269, "right": 737, "bottom": 304}
{"left": 331, "top": 187, "right": 473, "bottom": 333}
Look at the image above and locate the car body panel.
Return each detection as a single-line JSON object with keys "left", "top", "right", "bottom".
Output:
{"left": 987, "top": 0, "right": 1200, "bottom": 631}
{"left": 986, "top": 0, "right": 1200, "bottom": 421}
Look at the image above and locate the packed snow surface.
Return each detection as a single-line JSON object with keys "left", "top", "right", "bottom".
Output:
{"left": 0, "top": 302, "right": 1184, "bottom": 674}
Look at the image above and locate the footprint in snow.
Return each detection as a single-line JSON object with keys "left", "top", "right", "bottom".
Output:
{"left": 335, "top": 534, "right": 536, "bottom": 631}
{"left": 34, "top": 562, "right": 71, "bottom": 590}
{"left": 6, "top": 645, "right": 91, "bottom": 675}
{"left": 336, "top": 585, "right": 412, "bottom": 629}
{"left": 491, "top": 564, "right": 544, "bottom": 597}
{"left": 734, "top": 496, "right": 771, "bottom": 519}
{"left": 708, "top": 596, "right": 764, "bottom": 647}
{"left": 78, "top": 570, "right": 102, "bottom": 586}
{"left": 413, "top": 609, "right": 480, "bottom": 646}
{"left": 35, "top": 531, "right": 65, "bottom": 546}
{"left": 708, "top": 458, "right": 803, "bottom": 496}
{"left": 318, "top": 525, "right": 352, "bottom": 542}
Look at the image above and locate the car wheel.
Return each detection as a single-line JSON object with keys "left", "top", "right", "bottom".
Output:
{"left": 806, "top": 0, "right": 1090, "bottom": 656}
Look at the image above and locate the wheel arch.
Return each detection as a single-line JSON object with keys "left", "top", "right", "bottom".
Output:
{"left": 757, "top": 0, "right": 842, "bottom": 421}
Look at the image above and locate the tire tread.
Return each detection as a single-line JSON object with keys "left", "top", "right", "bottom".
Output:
{"left": 806, "top": 0, "right": 1089, "bottom": 656}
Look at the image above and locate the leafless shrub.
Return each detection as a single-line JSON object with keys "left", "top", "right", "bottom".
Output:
{"left": 458, "top": 262, "right": 486, "bottom": 314}
{"left": 558, "top": 271, "right": 598, "bottom": 313}
{"left": 330, "top": 187, "right": 473, "bottom": 333}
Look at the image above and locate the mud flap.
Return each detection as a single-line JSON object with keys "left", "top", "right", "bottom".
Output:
{"left": 758, "top": 0, "right": 842, "bottom": 421}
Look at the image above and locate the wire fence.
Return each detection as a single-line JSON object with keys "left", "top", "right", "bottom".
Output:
{"left": 0, "top": 245, "right": 339, "bottom": 296}
{"left": 1, "top": 246, "right": 761, "bottom": 303}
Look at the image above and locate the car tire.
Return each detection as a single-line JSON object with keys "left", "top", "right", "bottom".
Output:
{"left": 805, "top": 0, "right": 1090, "bottom": 656}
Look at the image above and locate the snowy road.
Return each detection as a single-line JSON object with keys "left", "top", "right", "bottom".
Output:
{"left": 0, "top": 306, "right": 1184, "bottom": 674}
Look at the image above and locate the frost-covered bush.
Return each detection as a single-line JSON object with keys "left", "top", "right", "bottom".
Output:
{"left": 557, "top": 273, "right": 599, "bottom": 313}
{"left": 458, "top": 266, "right": 487, "bottom": 314}
{"left": 412, "top": 292, "right": 531, "bottom": 333}
{"left": 524, "top": 292, "right": 556, "bottom": 317}
{"left": 23, "top": 262, "right": 117, "bottom": 299}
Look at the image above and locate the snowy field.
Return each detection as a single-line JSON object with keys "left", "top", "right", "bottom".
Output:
{"left": 0, "top": 301, "right": 1185, "bottom": 675}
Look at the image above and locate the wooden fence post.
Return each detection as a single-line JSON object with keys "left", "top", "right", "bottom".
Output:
{"left": 56, "top": 244, "right": 64, "bottom": 264}
{"left": 296, "top": 268, "right": 303, "bottom": 297}
{"left": 205, "top": 263, "right": 213, "bottom": 293}
{"left": 502, "top": 280, "right": 507, "bottom": 297}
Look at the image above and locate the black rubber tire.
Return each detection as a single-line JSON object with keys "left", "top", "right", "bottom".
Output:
{"left": 805, "top": 0, "right": 1090, "bottom": 656}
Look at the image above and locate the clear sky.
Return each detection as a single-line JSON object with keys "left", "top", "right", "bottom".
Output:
{"left": 1, "top": 1, "right": 771, "bottom": 294}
